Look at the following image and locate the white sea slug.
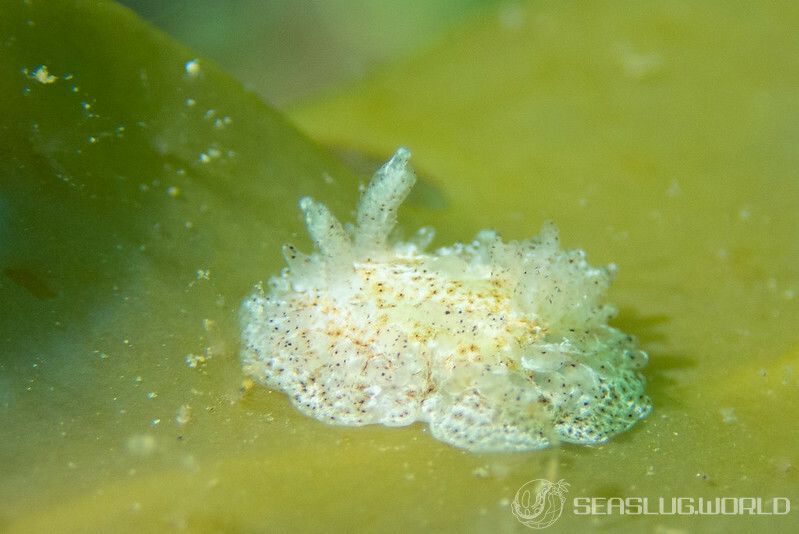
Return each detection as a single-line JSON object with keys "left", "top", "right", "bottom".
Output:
{"left": 241, "top": 148, "right": 651, "bottom": 452}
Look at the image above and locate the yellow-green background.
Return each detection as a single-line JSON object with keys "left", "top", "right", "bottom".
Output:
{"left": 0, "top": 1, "right": 796, "bottom": 532}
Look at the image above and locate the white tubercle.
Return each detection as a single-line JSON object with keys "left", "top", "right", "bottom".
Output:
{"left": 240, "top": 148, "right": 651, "bottom": 452}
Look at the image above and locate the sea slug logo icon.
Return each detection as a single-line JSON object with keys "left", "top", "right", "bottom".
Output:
{"left": 511, "top": 479, "right": 570, "bottom": 529}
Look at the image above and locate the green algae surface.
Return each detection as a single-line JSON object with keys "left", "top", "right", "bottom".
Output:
{"left": 1, "top": 1, "right": 798, "bottom": 533}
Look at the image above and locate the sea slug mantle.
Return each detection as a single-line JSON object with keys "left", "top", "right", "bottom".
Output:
{"left": 240, "top": 148, "right": 651, "bottom": 452}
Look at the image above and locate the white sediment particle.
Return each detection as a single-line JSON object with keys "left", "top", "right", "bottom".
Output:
{"left": 27, "top": 65, "right": 58, "bottom": 84}
{"left": 185, "top": 59, "right": 201, "bottom": 78}
{"left": 213, "top": 116, "right": 232, "bottom": 129}
{"left": 186, "top": 353, "right": 206, "bottom": 369}
{"left": 198, "top": 147, "right": 221, "bottom": 163}
{"left": 719, "top": 407, "right": 737, "bottom": 424}
{"left": 240, "top": 148, "right": 652, "bottom": 452}
{"left": 127, "top": 434, "right": 156, "bottom": 456}
{"left": 176, "top": 404, "right": 192, "bottom": 426}
{"left": 666, "top": 179, "right": 681, "bottom": 198}
{"left": 472, "top": 466, "right": 490, "bottom": 478}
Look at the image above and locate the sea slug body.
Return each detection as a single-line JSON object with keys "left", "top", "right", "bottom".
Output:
{"left": 241, "top": 148, "right": 651, "bottom": 452}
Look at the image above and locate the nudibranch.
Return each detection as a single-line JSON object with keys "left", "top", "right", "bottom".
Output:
{"left": 241, "top": 148, "right": 651, "bottom": 452}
